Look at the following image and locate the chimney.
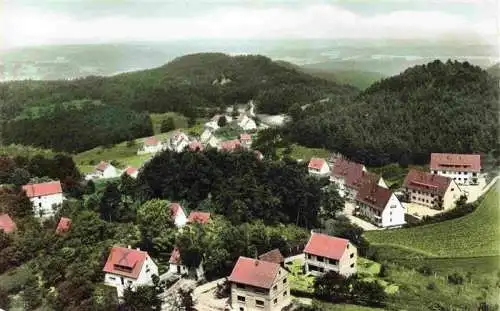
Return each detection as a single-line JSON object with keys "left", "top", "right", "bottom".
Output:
{"left": 254, "top": 260, "right": 259, "bottom": 266}
{"left": 127, "top": 245, "right": 131, "bottom": 249}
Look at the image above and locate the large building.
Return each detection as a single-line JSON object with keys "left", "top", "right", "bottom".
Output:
{"left": 228, "top": 257, "right": 290, "bottom": 311}
{"left": 303, "top": 232, "right": 357, "bottom": 277}
{"left": 22, "top": 181, "right": 64, "bottom": 218}
{"left": 103, "top": 246, "right": 158, "bottom": 297}
{"left": 355, "top": 183, "right": 406, "bottom": 228}
{"left": 403, "top": 169, "right": 463, "bottom": 210}
{"left": 430, "top": 153, "right": 481, "bottom": 185}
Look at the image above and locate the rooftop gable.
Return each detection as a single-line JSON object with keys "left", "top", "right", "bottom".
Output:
{"left": 188, "top": 211, "right": 211, "bottom": 224}
{"left": 308, "top": 158, "right": 327, "bottom": 170}
{"left": 0, "top": 214, "right": 16, "bottom": 233}
{"left": 228, "top": 256, "right": 281, "bottom": 289}
{"left": 355, "top": 183, "right": 393, "bottom": 212}
{"left": 258, "top": 249, "right": 284, "bottom": 265}
{"left": 403, "top": 169, "right": 452, "bottom": 195}
{"left": 96, "top": 161, "right": 110, "bottom": 172}
{"left": 22, "top": 180, "right": 62, "bottom": 198}
{"left": 430, "top": 153, "right": 481, "bottom": 171}
{"left": 304, "top": 233, "right": 349, "bottom": 260}
{"left": 169, "top": 203, "right": 185, "bottom": 218}
{"left": 144, "top": 136, "right": 160, "bottom": 146}
{"left": 103, "top": 246, "right": 149, "bottom": 279}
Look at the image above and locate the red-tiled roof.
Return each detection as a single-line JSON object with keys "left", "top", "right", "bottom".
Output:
{"left": 403, "top": 169, "right": 452, "bottom": 196}
{"left": 258, "top": 249, "right": 284, "bottom": 264}
{"left": 355, "top": 183, "right": 393, "bottom": 212}
{"left": 144, "top": 136, "right": 160, "bottom": 146}
{"left": 124, "top": 166, "right": 138, "bottom": 176}
{"left": 430, "top": 153, "right": 481, "bottom": 172}
{"left": 228, "top": 257, "right": 280, "bottom": 289}
{"left": 188, "top": 141, "right": 204, "bottom": 152}
{"left": 308, "top": 158, "right": 327, "bottom": 170}
{"left": 169, "top": 203, "right": 185, "bottom": 218}
{"left": 103, "top": 246, "right": 148, "bottom": 279}
{"left": 22, "top": 181, "right": 62, "bottom": 198}
{"left": 304, "top": 233, "right": 349, "bottom": 260}
{"left": 96, "top": 161, "right": 110, "bottom": 172}
{"left": 169, "top": 247, "right": 182, "bottom": 265}
{"left": 220, "top": 139, "right": 241, "bottom": 152}
{"left": 240, "top": 133, "right": 252, "bottom": 141}
{"left": 331, "top": 158, "right": 365, "bottom": 187}
{"left": 350, "top": 171, "right": 381, "bottom": 190}
{"left": 56, "top": 217, "right": 72, "bottom": 234}
{"left": 188, "top": 211, "right": 211, "bottom": 224}
{"left": 0, "top": 214, "right": 16, "bottom": 233}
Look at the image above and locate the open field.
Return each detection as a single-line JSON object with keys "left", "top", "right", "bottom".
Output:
{"left": 278, "top": 144, "right": 330, "bottom": 162}
{"left": 149, "top": 112, "right": 188, "bottom": 134}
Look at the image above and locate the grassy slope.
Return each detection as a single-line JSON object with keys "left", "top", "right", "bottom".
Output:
{"left": 149, "top": 112, "right": 188, "bottom": 134}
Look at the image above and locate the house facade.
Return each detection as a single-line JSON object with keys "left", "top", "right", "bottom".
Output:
{"left": 169, "top": 203, "right": 187, "bottom": 228}
{"left": 22, "top": 181, "right": 64, "bottom": 218}
{"left": 238, "top": 115, "right": 257, "bottom": 131}
{"left": 430, "top": 153, "right": 481, "bottom": 185}
{"left": 403, "top": 169, "right": 463, "bottom": 210}
{"left": 205, "top": 115, "right": 233, "bottom": 131}
{"left": 168, "top": 131, "right": 190, "bottom": 153}
{"left": 308, "top": 158, "right": 330, "bottom": 176}
{"left": 137, "top": 136, "right": 165, "bottom": 155}
{"left": 0, "top": 214, "right": 16, "bottom": 233}
{"left": 228, "top": 257, "right": 290, "bottom": 311}
{"left": 355, "top": 183, "right": 406, "bottom": 228}
{"left": 304, "top": 233, "right": 357, "bottom": 277}
{"left": 240, "top": 133, "right": 253, "bottom": 149}
{"left": 200, "top": 129, "right": 220, "bottom": 148}
{"left": 103, "top": 246, "right": 158, "bottom": 297}
{"left": 168, "top": 247, "right": 205, "bottom": 280}
{"left": 123, "top": 166, "right": 138, "bottom": 179}
{"left": 219, "top": 139, "right": 242, "bottom": 152}
{"left": 95, "top": 161, "right": 119, "bottom": 179}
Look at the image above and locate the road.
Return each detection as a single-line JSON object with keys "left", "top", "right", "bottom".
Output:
{"left": 343, "top": 202, "right": 380, "bottom": 231}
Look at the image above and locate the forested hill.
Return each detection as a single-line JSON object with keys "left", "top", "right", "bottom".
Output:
{"left": 286, "top": 60, "right": 499, "bottom": 166}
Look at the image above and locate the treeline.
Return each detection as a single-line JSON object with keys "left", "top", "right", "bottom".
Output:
{"left": 1, "top": 101, "right": 152, "bottom": 153}
{"left": 285, "top": 60, "right": 498, "bottom": 166}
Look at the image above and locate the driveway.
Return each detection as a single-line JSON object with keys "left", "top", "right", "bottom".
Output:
{"left": 343, "top": 202, "right": 381, "bottom": 231}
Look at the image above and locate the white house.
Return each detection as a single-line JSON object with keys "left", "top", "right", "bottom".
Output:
{"left": 237, "top": 114, "right": 257, "bottom": 131}
{"left": 137, "top": 136, "right": 166, "bottom": 155}
{"left": 308, "top": 158, "right": 330, "bottom": 176}
{"left": 169, "top": 203, "right": 187, "bottom": 228}
{"left": 355, "top": 183, "right": 406, "bottom": 228}
{"left": 22, "top": 181, "right": 64, "bottom": 218}
{"left": 200, "top": 129, "right": 220, "bottom": 148}
{"left": 430, "top": 153, "right": 481, "bottom": 185}
{"left": 205, "top": 115, "right": 233, "bottom": 131}
{"left": 168, "top": 247, "right": 205, "bottom": 280}
{"left": 168, "top": 131, "right": 190, "bottom": 153}
{"left": 239, "top": 133, "right": 252, "bottom": 149}
{"left": 103, "top": 246, "right": 158, "bottom": 297}
{"left": 304, "top": 232, "right": 357, "bottom": 277}
{"left": 123, "top": 166, "right": 139, "bottom": 179}
{"left": 95, "top": 161, "right": 120, "bottom": 179}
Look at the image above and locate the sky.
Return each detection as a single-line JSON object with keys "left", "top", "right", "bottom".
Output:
{"left": 1, "top": 0, "right": 498, "bottom": 49}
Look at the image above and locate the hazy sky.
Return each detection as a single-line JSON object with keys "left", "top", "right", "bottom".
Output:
{"left": 1, "top": 0, "right": 498, "bottom": 49}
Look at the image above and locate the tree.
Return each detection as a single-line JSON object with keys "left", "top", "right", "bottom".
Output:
{"left": 22, "top": 283, "right": 43, "bottom": 310}
{"left": 288, "top": 103, "right": 303, "bottom": 121}
{"left": 120, "top": 173, "right": 137, "bottom": 198}
{"left": 231, "top": 105, "right": 239, "bottom": 118}
{"left": 121, "top": 285, "right": 162, "bottom": 311}
{"left": 84, "top": 180, "right": 96, "bottom": 195}
{"left": 137, "top": 199, "right": 174, "bottom": 241}
{"left": 320, "top": 185, "right": 345, "bottom": 220}
{"left": 351, "top": 279, "right": 387, "bottom": 307}
{"left": 0, "top": 287, "right": 9, "bottom": 310}
{"left": 217, "top": 115, "right": 227, "bottom": 127}
{"left": 99, "top": 182, "right": 123, "bottom": 222}
{"left": 161, "top": 117, "right": 176, "bottom": 133}
{"left": 313, "top": 271, "right": 349, "bottom": 302}
{"left": 178, "top": 288, "right": 194, "bottom": 311}
{"left": 9, "top": 167, "right": 31, "bottom": 186}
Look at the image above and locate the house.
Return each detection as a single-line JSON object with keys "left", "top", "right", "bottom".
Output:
{"left": 22, "top": 181, "right": 64, "bottom": 218}
{"left": 200, "top": 129, "right": 220, "bottom": 148}
{"left": 219, "top": 139, "right": 242, "bottom": 152}
{"left": 137, "top": 136, "right": 165, "bottom": 155}
{"left": 123, "top": 166, "right": 138, "bottom": 179}
{"left": 240, "top": 133, "right": 253, "bottom": 149}
{"left": 168, "top": 131, "right": 190, "bottom": 153}
{"left": 103, "top": 246, "right": 158, "bottom": 297}
{"left": 228, "top": 256, "right": 291, "bottom": 311}
{"left": 0, "top": 214, "right": 16, "bottom": 233}
{"left": 187, "top": 211, "right": 211, "bottom": 224}
{"left": 308, "top": 158, "right": 330, "bottom": 176}
{"left": 168, "top": 247, "right": 205, "bottom": 280}
{"left": 430, "top": 153, "right": 481, "bottom": 185}
{"left": 169, "top": 203, "right": 187, "bottom": 228}
{"left": 238, "top": 114, "right": 257, "bottom": 131}
{"left": 205, "top": 115, "right": 233, "bottom": 131}
{"left": 403, "top": 169, "right": 463, "bottom": 210}
{"left": 188, "top": 140, "right": 204, "bottom": 152}
{"left": 355, "top": 183, "right": 406, "bottom": 228}
{"left": 304, "top": 232, "right": 357, "bottom": 277}
{"left": 95, "top": 161, "right": 119, "bottom": 179}
{"left": 56, "top": 217, "right": 72, "bottom": 234}
{"left": 258, "top": 249, "right": 284, "bottom": 266}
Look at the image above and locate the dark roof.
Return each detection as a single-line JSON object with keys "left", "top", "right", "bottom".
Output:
{"left": 355, "top": 183, "right": 393, "bottom": 212}
{"left": 258, "top": 249, "right": 284, "bottom": 264}
{"left": 403, "top": 169, "right": 452, "bottom": 196}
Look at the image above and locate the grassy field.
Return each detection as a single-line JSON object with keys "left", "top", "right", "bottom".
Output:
{"left": 150, "top": 112, "right": 188, "bottom": 134}
{"left": 278, "top": 144, "right": 330, "bottom": 161}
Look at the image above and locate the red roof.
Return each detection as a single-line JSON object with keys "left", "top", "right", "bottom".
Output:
{"left": 350, "top": 171, "right": 381, "bottom": 190}
{"left": 355, "top": 183, "right": 393, "bottom": 212}
{"left": 304, "top": 233, "right": 349, "bottom": 260}
{"left": 240, "top": 133, "right": 252, "bottom": 141}
{"left": 188, "top": 211, "right": 211, "bottom": 224}
{"left": 220, "top": 139, "right": 241, "bottom": 152}
{"left": 125, "top": 166, "right": 138, "bottom": 176}
{"left": 169, "top": 203, "right": 185, "bottom": 218}
{"left": 0, "top": 214, "right": 16, "bottom": 233}
{"left": 96, "top": 161, "right": 110, "bottom": 172}
{"left": 188, "top": 141, "right": 204, "bottom": 152}
{"left": 331, "top": 158, "right": 365, "bottom": 187}
{"left": 258, "top": 249, "right": 284, "bottom": 264}
{"left": 56, "top": 217, "right": 72, "bottom": 234}
{"left": 308, "top": 158, "right": 327, "bottom": 170}
{"left": 403, "top": 169, "right": 452, "bottom": 196}
{"left": 22, "top": 181, "right": 62, "bottom": 198}
{"left": 144, "top": 136, "right": 160, "bottom": 146}
{"left": 228, "top": 257, "right": 281, "bottom": 289}
{"left": 103, "top": 246, "right": 149, "bottom": 279}
{"left": 169, "top": 247, "right": 182, "bottom": 264}
{"left": 430, "top": 153, "right": 481, "bottom": 172}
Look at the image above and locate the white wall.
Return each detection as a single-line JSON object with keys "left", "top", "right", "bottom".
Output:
{"left": 434, "top": 169, "right": 479, "bottom": 186}
{"left": 101, "top": 165, "right": 119, "bottom": 179}
{"left": 104, "top": 255, "right": 158, "bottom": 297}
{"left": 380, "top": 194, "right": 406, "bottom": 228}
{"left": 174, "top": 211, "right": 187, "bottom": 228}
{"left": 138, "top": 143, "right": 166, "bottom": 155}
{"left": 305, "top": 244, "right": 356, "bottom": 277}
{"left": 31, "top": 193, "right": 64, "bottom": 218}
{"left": 309, "top": 163, "right": 330, "bottom": 176}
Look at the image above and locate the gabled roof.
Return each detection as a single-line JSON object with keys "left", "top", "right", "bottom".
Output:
{"left": 304, "top": 233, "right": 349, "bottom": 260}
{"left": 228, "top": 257, "right": 281, "bottom": 289}
{"left": 430, "top": 153, "right": 481, "bottom": 172}
{"left": 0, "top": 214, "right": 16, "bottom": 233}
{"left": 240, "top": 133, "right": 252, "bottom": 141}
{"left": 169, "top": 203, "right": 185, "bottom": 218}
{"left": 188, "top": 211, "right": 211, "bottom": 224}
{"left": 220, "top": 139, "right": 241, "bottom": 152}
{"left": 124, "top": 166, "right": 138, "bottom": 176}
{"left": 144, "top": 136, "right": 160, "bottom": 146}
{"left": 169, "top": 247, "right": 182, "bottom": 265}
{"left": 56, "top": 217, "right": 72, "bottom": 234}
{"left": 350, "top": 171, "right": 381, "bottom": 190}
{"left": 22, "top": 181, "right": 62, "bottom": 198}
{"left": 96, "top": 161, "right": 110, "bottom": 172}
{"left": 258, "top": 249, "right": 284, "bottom": 264}
{"left": 355, "top": 183, "right": 393, "bottom": 212}
{"left": 403, "top": 169, "right": 452, "bottom": 196}
{"left": 103, "top": 246, "right": 149, "bottom": 279}
{"left": 308, "top": 158, "right": 327, "bottom": 170}
{"left": 331, "top": 158, "right": 364, "bottom": 187}
{"left": 188, "top": 141, "right": 204, "bottom": 152}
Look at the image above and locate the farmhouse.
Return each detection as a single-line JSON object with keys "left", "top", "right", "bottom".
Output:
{"left": 169, "top": 203, "right": 187, "bottom": 228}
{"left": 0, "top": 214, "right": 16, "bottom": 233}
{"left": 168, "top": 247, "right": 205, "bottom": 280}
{"left": 94, "top": 161, "right": 119, "bottom": 179}
{"left": 168, "top": 131, "right": 190, "bottom": 153}
{"left": 56, "top": 217, "right": 72, "bottom": 234}
{"left": 137, "top": 136, "right": 165, "bottom": 155}
{"left": 238, "top": 114, "right": 257, "bottom": 131}
{"left": 187, "top": 211, "right": 211, "bottom": 224}
{"left": 103, "top": 246, "right": 158, "bottom": 297}
{"left": 228, "top": 257, "right": 291, "bottom": 311}
{"left": 308, "top": 158, "right": 330, "bottom": 176}
{"left": 304, "top": 232, "right": 357, "bottom": 277}
{"left": 355, "top": 183, "right": 406, "bottom": 228}
{"left": 430, "top": 153, "right": 481, "bottom": 185}
{"left": 403, "top": 169, "right": 463, "bottom": 210}
{"left": 22, "top": 180, "right": 64, "bottom": 218}
{"left": 240, "top": 133, "right": 253, "bottom": 149}
{"left": 123, "top": 166, "right": 138, "bottom": 179}
{"left": 258, "top": 249, "right": 285, "bottom": 266}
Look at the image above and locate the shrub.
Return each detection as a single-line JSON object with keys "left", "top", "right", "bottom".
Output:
{"left": 378, "top": 263, "right": 388, "bottom": 277}
{"left": 447, "top": 272, "right": 464, "bottom": 285}
{"left": 417, "top": 265, "right": 433, "bottom": 276}
{"left": 426, "top": 282, "right": 436, "bottom": 290}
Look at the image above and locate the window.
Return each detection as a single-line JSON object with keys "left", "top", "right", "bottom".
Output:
{"left": 350, "top": 263, "right": 355, "bottom": 268}
{"left": 109, "top": 276, "right": 116, "bottom": 281}
{"left": 328, "top": 259, "right": 338, "bottom": 265}
{"left": 274, "top": 299, "right": 278, "bottom": 304}
{"left": 38, "top": 203, "right": 42, "bottom": 207}
{"left": 283, "top": 291, "right": 288, "bottom": 297}
{"left": 350, "top": 253, "right": 354, "bottom": 258}
{"left": 237, "top": 296, "right": 245, "bottom": 302}
{"left": 273, "top": 285, "right": 278, "bottom": 291}
{"left": 316, "top": 256, "right": 324, "bottom": 263}
{"left": 146, "top": 269, "right": 150, "bottom": 273}
{"left": 433, "top": 170, "right": 438, "bottom": 174}
{"left": 240, "top": 308, "right": 244, "bottom": 311}
{"left": 319, "top": 267, "right": 324, "bottom": 273}
{"left": 256, "top": 300, "right": 264, "bottom": 307}
{"left": 451, "top": 188, "right": 454, "bottom": 191}
{"left": 283, "top": 278, "right": 287, "bottom": 284}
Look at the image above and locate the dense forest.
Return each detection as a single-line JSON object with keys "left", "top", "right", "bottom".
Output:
{"left": 285, "top": 60, "right": 499, "bottom": 165}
